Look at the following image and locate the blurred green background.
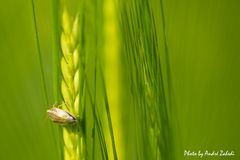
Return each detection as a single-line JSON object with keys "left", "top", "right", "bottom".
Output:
{"left": 0, "top": 0, "right": 239, "bottom": 159}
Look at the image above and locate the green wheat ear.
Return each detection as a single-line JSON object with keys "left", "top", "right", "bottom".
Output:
{"left": 60, "top": 8, "right": 85, "bottom": 160}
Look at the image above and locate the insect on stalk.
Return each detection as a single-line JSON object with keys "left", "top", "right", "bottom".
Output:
{"left": 47, "top": 107, "right": 77, "bottom": 125}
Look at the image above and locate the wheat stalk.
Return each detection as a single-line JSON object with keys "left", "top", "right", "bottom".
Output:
{"left": 60, "top": 8, "right": 85, "bottom": 160}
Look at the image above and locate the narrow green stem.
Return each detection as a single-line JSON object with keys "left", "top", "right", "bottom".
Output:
{"left": 31, "top": 0, "right": 49, "bottom": 105}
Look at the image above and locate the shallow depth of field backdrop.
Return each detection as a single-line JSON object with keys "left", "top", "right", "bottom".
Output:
{"left": 0, "top": 0, "right": 240, "bottom": 160}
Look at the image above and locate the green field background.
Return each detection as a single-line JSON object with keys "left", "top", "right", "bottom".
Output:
{"left": 0, "top": 0, "right": 239, "bottom": 159}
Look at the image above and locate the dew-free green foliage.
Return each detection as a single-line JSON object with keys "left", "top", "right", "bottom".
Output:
{"left": 0, "top": 0, "right": 240, "bottom": 160}
{"left": 116, "top": 0, "right": 174, "bottom": 159}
